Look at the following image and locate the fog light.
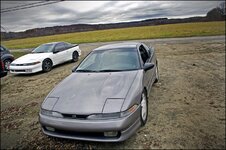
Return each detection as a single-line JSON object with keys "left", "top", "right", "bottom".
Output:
{"left": 46, "top": 126, "right": 55, "bottom": 132}
{"left": 104, "top": 131, "right": 118, "bottom": 137}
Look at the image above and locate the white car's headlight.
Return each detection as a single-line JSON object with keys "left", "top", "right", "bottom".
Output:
{"left": 87, "top": 104, "right": 138, "bottom": 120}
{"left": 41, "top": 109, "right": 63, "bottom": 118}
{"left": 10, "top": 61, "right": 41, "bottom": 66}
{"left": 25, "top": 61, "right": 41, "bottom": 66}
{"left": 10, "top": 63, "right": 16, "bottom": 66}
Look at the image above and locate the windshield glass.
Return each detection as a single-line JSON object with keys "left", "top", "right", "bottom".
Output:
{"left": 76, "top": 48, "right": 140, "bottom": 72}
{"left": 32, "top": 44, "right": 55, "bottom": 53}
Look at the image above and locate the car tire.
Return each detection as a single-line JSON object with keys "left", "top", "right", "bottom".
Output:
{"left": 140, "top": 90, "right": 148, "bottom": 126}
{"left": 72, "top": 51, "right": 79, "bottom": 62}
{"left": 154, "top": 61, "right": 159, "bottom": 83}
{"left": 3, "top": 59, "right": 12, "bottom": 71}
{"left": 42, "top": 59, "right": 52, "bottom": 72}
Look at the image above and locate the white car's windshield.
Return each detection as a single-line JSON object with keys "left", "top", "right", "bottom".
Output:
{"left": 32, "top": 44, "right": 55, "bottom": 53}
{"left": 76, "top": 48, "right": 140, "bottom": 72}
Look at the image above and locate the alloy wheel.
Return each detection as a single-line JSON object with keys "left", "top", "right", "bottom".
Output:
{"left": 4, "top": 60, "right": 12, "bottom": 71}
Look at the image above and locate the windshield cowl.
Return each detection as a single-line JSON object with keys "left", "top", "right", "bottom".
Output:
{"left": 75, "top": 69, "right": 138, "bottom": 73}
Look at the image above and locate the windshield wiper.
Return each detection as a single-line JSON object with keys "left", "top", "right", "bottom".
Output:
{"left": 98, "top": 69, "right": 124, "bottom": 72}
{"left": 99, "top": 69, "right": 138, "bottom": 72}
{"left": 33, "top": 51, "right": 45, "bottom": 53}
{"left": 76, "top": 69, "right": 98, "bottom": 72}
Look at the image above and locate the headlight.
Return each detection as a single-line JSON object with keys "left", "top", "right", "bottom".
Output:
{"left": 10, "top": 63, "right": 16, "bottom": 66}
{"left": 87, "top": 104, "right": 138, "bottom": 120}
{"left": 25, "top": 61, "right": 41, "bottom": 66}
{"left": 10, "top": 61, "right": 41, "bottom": 66}
{"left": 41, "top": 109, "right": 63, "bottom": 118}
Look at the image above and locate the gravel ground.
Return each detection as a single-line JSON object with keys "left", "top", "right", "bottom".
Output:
{"left": 1, "top": 36, "right": 225, "bottom": 149}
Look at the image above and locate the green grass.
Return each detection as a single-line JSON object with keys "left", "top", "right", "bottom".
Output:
{"left": 11, "top": 51, "right": 29, "bottom": 59}
{"left": 1, "top": 21, "right": 225, "bottom": 49}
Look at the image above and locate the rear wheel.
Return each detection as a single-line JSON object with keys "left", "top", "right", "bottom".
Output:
{"left": 42, "top": 59, "right": 52, "bottom": 72}
{"left": 72, "top": 51, "right": 79, "bottom": 62}
{"left": 140, "top": 91, "right": 148, "bottom": 126}
{"left": 3, "top": 59, "right": 12, "bottom": 71}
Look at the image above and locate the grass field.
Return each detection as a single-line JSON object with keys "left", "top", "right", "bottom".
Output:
{"left": 1, "top": 21, "right": 225, "bottom": 49}
{"left": 11, "top": 51, "right": 28, "bottom": 59}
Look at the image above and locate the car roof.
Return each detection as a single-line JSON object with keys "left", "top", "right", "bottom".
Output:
{"left": 44, "top": 42, "right": 65, "bottom": 45}
{"left": 93, "top": 42, "right": 141, "bottom": 51}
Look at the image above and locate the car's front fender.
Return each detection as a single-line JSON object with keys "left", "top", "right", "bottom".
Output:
{"left": 121, "top": 70, "right": 144, "bottom": 111}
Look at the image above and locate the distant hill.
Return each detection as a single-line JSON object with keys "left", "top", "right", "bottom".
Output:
{"left": 1, "top": 6, "right": 225, "bottom": 40}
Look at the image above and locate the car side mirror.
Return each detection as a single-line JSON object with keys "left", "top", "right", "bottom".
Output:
{"left": 144, "top": 63, "right": 154, "bottom": 71}
{"left": 72, "top": 66, "right": 78, "bottom": 72}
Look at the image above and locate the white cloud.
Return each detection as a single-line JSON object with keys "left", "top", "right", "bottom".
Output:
{"left": 0, "top": 1, "right": 222, "bottom": 32}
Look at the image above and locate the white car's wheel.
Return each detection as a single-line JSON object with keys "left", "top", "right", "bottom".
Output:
{"left": 140, "top": 91, "right": 148, "bottom": 126}
{"left": 72, "top": 51, "right": 79, "bottom": 62}
{"left": 42, "top": 59, "right": 52, "bottom": 72}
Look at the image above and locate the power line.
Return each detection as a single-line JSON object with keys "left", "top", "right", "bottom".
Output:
{"left": 1, "top": 25, "right": 8, "bottom": 32}
{"left": 1, "top": 1, "right": 49, "bottom": 11}
{"left": 1, "top": 1, "right": 63, "bottom": 14}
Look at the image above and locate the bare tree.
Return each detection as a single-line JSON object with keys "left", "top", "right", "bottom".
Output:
{"left": 217, "top": 2, "right": 225, "bottom": 15}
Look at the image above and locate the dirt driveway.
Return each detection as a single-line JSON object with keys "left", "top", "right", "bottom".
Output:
{"left": 1, "top": 36, "right": 225, "bottom": 149}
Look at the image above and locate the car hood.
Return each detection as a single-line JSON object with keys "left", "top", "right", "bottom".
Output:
{"left": 44, "top": 70, "right": 138, "bottom": 114}
{"left": 12, "top": 53, "right": 51, "bottom": 64}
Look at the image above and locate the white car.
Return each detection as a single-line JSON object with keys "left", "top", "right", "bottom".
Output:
{"left": 10, "top": 42, "right": 81, "bottom": 74}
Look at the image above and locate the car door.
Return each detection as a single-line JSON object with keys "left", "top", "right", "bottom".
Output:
{"left": 138, "top": 44, "right": 153, "bottom": 92}
{"left": 143, "top": 44, "right": 156, "bottom": 86}
{"left": 52, "top": 43, "right": 67, "bottom": 65}
{"left": 63, "top": 42, "right": 73, "bottom": 61}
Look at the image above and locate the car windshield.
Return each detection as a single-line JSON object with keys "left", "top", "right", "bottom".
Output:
{"left": 32, "top": 44, "right": 55, "bottom": 53}
{"left": 76, "top": 48, "right": 140, "bottom": 72}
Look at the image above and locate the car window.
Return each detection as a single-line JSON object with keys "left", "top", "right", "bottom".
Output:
{"left": 55, "top": 43, "right": 65, "bottom": 52}
{"left": 0, "top": 46, "right": 6, "bottom": 52}
{"left": 32, "top": 44, "right": 54, "bottom": 53}
{"left": 63, "top": 42, "right": 73, "bottom": 49}
{"left": 143, "top": 44, "right": 152, "bottom": 57}
{"left": 139, "top": 45, "right": 149, "bottom": 64}
{"left": 76, "top": 48, "right": 140, "bottom": 72}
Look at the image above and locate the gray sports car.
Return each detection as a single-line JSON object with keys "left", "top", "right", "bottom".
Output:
{"left": 39, "top": 42, "right": 159, "bottom": 142}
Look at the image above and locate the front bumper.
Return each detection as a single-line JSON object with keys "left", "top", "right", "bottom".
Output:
{"left": 39, "top": 106, "right": 141, "bottom": 142}
{"left": 9, "top": 64, "right": 42, "bottom": 74}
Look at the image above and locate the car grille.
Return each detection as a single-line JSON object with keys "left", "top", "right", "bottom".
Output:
{"left": 43, "top": 127, "right": 121, "bottom": 139}
{"left": 62, "top": 114, "right": 89, "bottom": 119}
{"left": 11, "top": 69, "right": 26, "bottom": 72}
{"left": 11, "top": 64, "right": 26, "bottom": 66}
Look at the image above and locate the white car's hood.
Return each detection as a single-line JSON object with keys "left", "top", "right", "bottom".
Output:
{"left": 12, "top": 53, "right": 51, "bottom": 64}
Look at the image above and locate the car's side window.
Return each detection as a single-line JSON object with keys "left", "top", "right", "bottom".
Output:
{"left": 63, "top": 43, "right": 72, "bottom": 49}
{"left": 143, "top": 44, "right": 152, "bottom": 58}
{"left": 55, "top": 43, "right": 65, "bottom": 52}
{"left": 139, "top": 45, "right": 149, "bottom": 64}
{"left": 0, "top": 46, "right": 6, "bottom": 52}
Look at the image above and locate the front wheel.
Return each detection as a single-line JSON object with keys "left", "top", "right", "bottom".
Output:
{"left": 140, "top": 91, "right": 148, "bottom": 126}
{"left": 4, "top": 59, "right": 12, "bottom": 71}
{"left": 154, "top": 62, "right": 159, "bottom": 83}
{"left": 42, "top": 59, "right": 52, "bottom": 72}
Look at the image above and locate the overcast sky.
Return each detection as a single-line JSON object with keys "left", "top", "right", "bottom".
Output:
{"left": 0, "top": 1, "right": 223, "bottom": 32}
